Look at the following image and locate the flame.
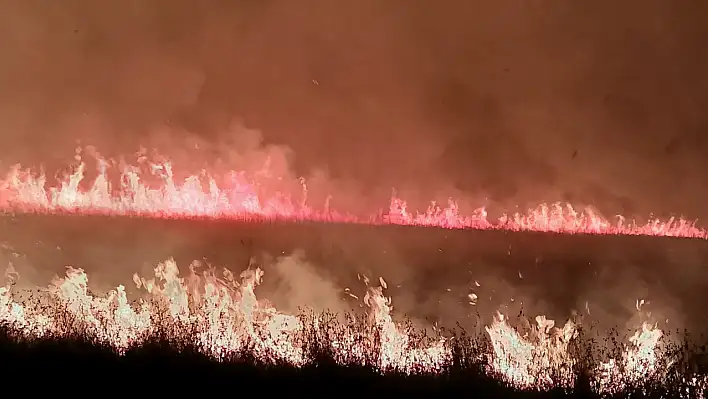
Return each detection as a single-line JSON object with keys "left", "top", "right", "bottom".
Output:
{"left": 0, "top": 149, "right": 704, "bottom": 238}
{"left": 0, "top": 149, "right": 706, "bottom": 393}
{"left": 0, "top": 259, "right": 453, "bottom": 370}
{"left": 1, "top": 259, "right": 705, "bottom": 394}
{"left": 485, "top": 312, "right": 577, "bottom": 389}
{"left": 595, "top": 322, "right": 666, "bottom": 394}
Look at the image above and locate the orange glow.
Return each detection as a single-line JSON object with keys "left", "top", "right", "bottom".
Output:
{"left": 0, "top": 149, "right": 704, "bottom": 238}
{"left": 0, "top": 149, "right": 706, "bottom": 393}
{"left": 1, "top": 258, "right": 703, "bottom": 393}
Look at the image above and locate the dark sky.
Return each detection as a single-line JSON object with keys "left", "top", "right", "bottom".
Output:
{"left": 1, "top": 0, "right": 708, "bottom": 219}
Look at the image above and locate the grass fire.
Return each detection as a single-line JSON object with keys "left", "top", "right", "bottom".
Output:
{"left": 0, "top": 153, "right": 706, "bottom": 397}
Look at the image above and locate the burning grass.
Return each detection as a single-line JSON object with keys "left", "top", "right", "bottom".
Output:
{"left": 1, "top": 148, "right": 705, "bottom": 238}
{"left": 1, "top": 258, "right": 707, "bottom": 397}
{"left": 0, "top": 313, "right": 706, "bottom": 397}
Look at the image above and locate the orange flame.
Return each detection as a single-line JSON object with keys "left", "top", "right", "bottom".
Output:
{"left": 485, "top": 312, "right": 577, "bottom": 389}
{"left": 1, "top": 258, "right": 704, "bottom": 394}
{"left": 0, "top": 149, "right": 704, "bottom": 238}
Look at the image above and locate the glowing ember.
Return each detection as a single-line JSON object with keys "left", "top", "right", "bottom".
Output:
{"left": 1, "top": 258, "right": 705, "bottom": 394}
{"left": 0, "top": 149, "right": 704, "bottom": 238}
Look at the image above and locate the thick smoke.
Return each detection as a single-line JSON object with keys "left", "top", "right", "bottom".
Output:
{"left": 1, "top": 1, "right": 708, "bottom": 218}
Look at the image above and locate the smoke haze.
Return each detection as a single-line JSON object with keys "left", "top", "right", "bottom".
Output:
{"left": 1, "top": 1, "right": 708, "bottom": 218}
{"left": 2, "top": 1, "right": 708, "bottom": 341}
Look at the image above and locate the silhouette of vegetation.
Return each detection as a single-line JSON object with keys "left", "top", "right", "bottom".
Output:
{"left": 1, "top": 307, "right": 706, "bottom": 398}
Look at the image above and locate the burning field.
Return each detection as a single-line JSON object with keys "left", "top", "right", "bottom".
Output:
{"left": 3, "top": 1, "right": 708, "bottom": 396}
{"left": 0, "top": 150, "right": 707, "bottom": 397}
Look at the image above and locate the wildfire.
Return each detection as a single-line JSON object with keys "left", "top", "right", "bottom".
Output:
{"left": 0, "top": 149, "right": 704, "bottom": 238}
{"left": 0, "top": 258, "right": 704, "bottom": 395}
{"left": 485, "top": 312, "right": 577, "bottom": 389}
{"left": 0, "top": 148, "right": 705, "bottom": 395}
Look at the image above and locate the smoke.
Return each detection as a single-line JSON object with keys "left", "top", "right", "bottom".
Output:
{"left": 1, "top": 1, "right": 708, "bottom": 219}
{"left": 2, "top": 0, "right": 708, "bottom": 343}
{"left": 259, "top": 250, "right": 350, "bottom": 317}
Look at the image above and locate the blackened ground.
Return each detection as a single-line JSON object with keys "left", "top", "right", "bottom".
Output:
{"left": 1, "top": 214, "right": 708, "bottom": 337}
